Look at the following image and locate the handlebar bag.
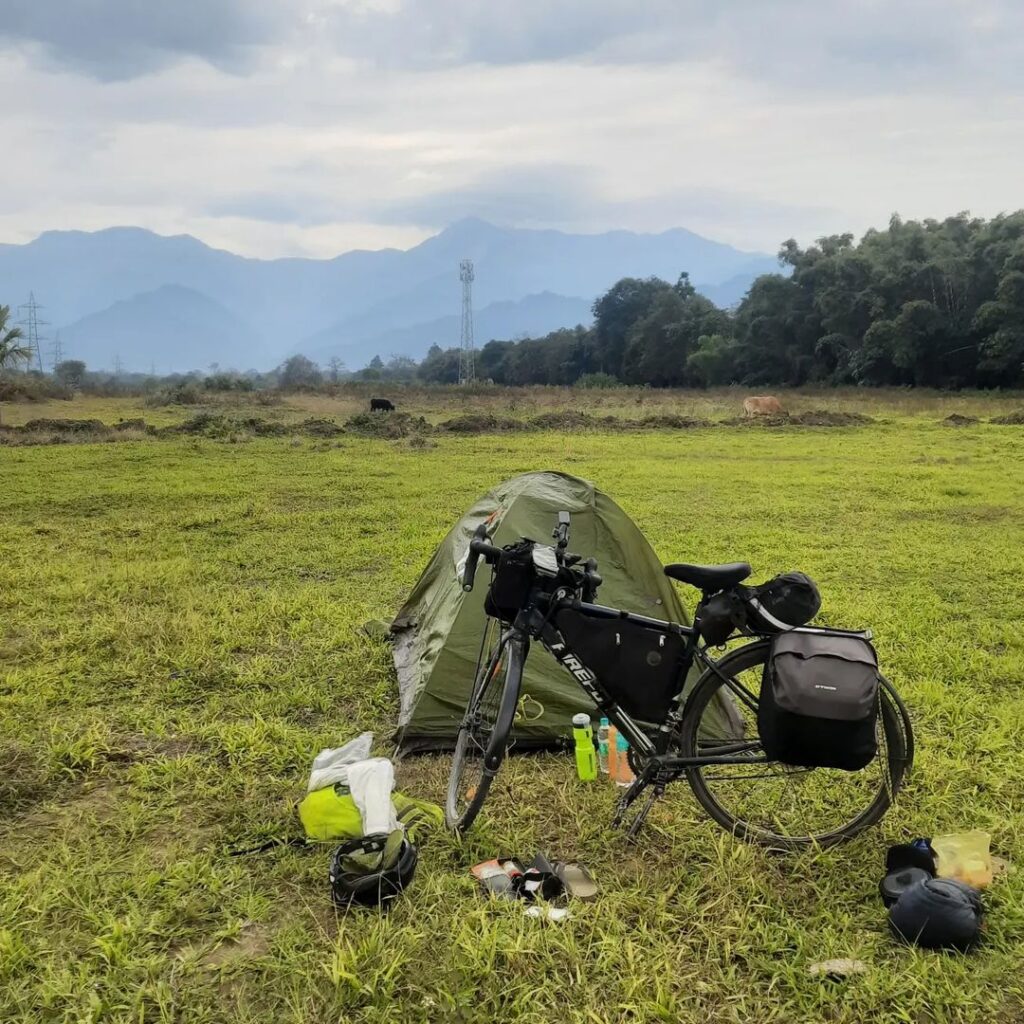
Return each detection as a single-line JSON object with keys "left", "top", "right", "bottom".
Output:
{"left": 553, "top": 608, "right": 686, "bottom": 723}
{"left": 758, "top": 632, "right": 880, "bottom": 770}
{"left": 738, "top": 572, "right": 821, "bottom": 633}
{"left": 484, "top": 540, "right": 537, "bottom": 622}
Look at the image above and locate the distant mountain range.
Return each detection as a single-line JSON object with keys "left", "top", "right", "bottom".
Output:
{"left": 0, "top": 218, "right": 779, "bottom": 373}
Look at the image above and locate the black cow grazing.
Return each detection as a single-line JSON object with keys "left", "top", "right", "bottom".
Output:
{"left": 370, "top": 398, "right": 395, "bottom": 412}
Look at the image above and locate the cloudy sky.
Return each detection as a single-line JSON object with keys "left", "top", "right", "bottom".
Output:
{"left": 1, "top": 0, "right": 1022, "bottom": 258}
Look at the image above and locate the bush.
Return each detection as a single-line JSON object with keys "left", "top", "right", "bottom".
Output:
{"left": 204, "top": 374, "right": 254, "bottom": 392}
{"left": 575, "top": 372, "right": 622, "bottom": 389}
{"left": 991, "top": 410, "right": 1024, "bottom": 425}
{"left": 145, "top": 383, "right": 203, "bottom": 407}
{"left": 345, "top": 411, "right": 429, "bottom": 438}
{"left": 0, "top": 374, "right": 74, "bottom": 403}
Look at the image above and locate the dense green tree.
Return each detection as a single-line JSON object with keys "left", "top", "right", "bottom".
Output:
{"left": 621, "top": 274, "right": 731, "bottom": 386}
{"left": 686, "top": 334, "right": 742, "bottom": 386}
{"left": 0, "top": 304, "right": 32, "bottom": 423}
{"left": 277, "top": 354, "right": 323, "bottom": 390}
{"left": 418, "top": 345, "right": 460, "bottom": 384}
{"left": 591, "top": 277, "right": 672, "bottom": 378}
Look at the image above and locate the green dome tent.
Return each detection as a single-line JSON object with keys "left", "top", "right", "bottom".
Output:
{"left": 392, "top": 471, "right": 737, "bottom": 753}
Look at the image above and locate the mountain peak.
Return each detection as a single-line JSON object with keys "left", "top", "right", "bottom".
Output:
{"left": 430, "top": 216, "right": 508, "bottom": 243}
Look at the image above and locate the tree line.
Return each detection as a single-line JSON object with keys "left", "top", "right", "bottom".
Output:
{"left": 413, "top": 211, "right": 1024, "bottom": 389}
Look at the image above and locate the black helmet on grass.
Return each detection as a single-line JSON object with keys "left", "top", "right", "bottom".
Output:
{"left": 329, "top": 830, "right": 418, "bottom": 908}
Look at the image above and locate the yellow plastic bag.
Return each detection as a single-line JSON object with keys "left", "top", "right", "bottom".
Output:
{"left": 932, "top": 830, "right": 993, "bottom": 888}
{"left": 298, "top": 787, "right": 364, "bottom": 841}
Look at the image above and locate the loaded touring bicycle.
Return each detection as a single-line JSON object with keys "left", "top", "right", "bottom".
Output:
{"left": 446, "top": 511, "right": 913, "bottom": 848}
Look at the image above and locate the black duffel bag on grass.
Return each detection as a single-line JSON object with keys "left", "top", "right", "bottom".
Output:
{"left": 758, "top": 631, "right": 880, "bottom": 770}
{"left": 739, "top": 572, "right": 821, "bottom": 633}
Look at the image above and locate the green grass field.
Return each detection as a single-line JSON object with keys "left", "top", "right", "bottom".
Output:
{"left": 2, "top": 391, "right": 1023, "bottom": 1023}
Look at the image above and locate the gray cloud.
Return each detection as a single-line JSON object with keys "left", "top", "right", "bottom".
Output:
{"left": 0, "top": 0, "right": 281, "bottom": 80}
{"left": 380, "top": 165, "right": 600, "bottom": 227}
{"left": 206, "top": 193, "right": 328, "bottom": 227}
{"left": 316, "top": 0, "right": 1024, "bottom": 93}
{"left": 0, "top": 1, "right": 1022, "bottom": 259}
{"left": 2, "top": 0, "right": 1022, "bottom": 92}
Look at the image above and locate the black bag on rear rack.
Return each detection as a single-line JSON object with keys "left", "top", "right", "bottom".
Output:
{"left": 758, "top": 631, "right": 880, "bottom": 770}
{"left": 740, "top": 572, "right": 821, "bottom": 633}
{"left": 553, "top": 608, "right": 687, "bottom": 723}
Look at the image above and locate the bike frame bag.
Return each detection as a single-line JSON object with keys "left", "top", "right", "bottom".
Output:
{"left": 553, "top": 607, "right": 687, "bottom": 723}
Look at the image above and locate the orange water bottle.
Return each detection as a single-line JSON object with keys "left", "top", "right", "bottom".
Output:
{"left": 615, "top": 732, "right": 635, "bottom": 787}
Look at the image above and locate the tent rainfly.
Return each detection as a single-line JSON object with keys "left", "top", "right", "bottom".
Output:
{"left": 391, "top": 471, "right": 727, "bottom": 753}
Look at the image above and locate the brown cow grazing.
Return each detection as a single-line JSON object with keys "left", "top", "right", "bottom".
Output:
{"left": 743, "top": 396, "right": 784, "bottom": 417}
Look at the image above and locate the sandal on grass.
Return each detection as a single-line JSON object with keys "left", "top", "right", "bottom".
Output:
{"left": 554, "top": 861, "right": 597, "bottom": 900}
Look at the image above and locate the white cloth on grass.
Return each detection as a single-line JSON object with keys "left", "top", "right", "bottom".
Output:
{"left": 307, "top": 731, "right": 374, "bottom": 793}
{"left": 347, "top": 757, "right": 400, "bottom": 835}
{"left": 305, "top": 732, "right": 400, "bottom": 835}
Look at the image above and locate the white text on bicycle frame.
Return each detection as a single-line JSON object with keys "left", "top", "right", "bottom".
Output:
{"left": 548, "top": 641, "right": 601, "bottom": 698}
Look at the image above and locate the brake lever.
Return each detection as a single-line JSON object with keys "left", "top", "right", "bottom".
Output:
{"left": 461, "top": 523, "right": 490, "bottom": 592}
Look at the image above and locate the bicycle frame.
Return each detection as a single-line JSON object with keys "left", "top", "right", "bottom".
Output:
{"left": 511, "top": 592, "right": 768, "bottom": 772}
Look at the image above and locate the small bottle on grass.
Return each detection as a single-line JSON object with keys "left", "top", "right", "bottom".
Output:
{"left": 597, "top": 717, "right": 610, "bottom": 774}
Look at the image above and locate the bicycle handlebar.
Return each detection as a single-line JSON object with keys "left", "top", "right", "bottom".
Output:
{"left": 461, "top": 512, "right": 601, "bottom": 600}
{"left": 462, "top": 524, "right": 502, "bottom": 592}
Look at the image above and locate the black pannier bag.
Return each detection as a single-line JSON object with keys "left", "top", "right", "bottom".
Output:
{"left": 484, "top": 540, "right": 536, "bottom": 622}
{"left": 758, "top": 631, "right": 880, "bottom": 770}
{"left": 554, "top": 608, "right": 687, "bottom": 723}
{"left": 740, "top": 572, "right": 821, "bottom": 633}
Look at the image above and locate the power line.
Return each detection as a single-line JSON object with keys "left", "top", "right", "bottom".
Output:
{"left": 458, "top": 258, "right": 475, "bottom": 384}
{"left": 17, "top": 292, "right": 48, "bottom": 373}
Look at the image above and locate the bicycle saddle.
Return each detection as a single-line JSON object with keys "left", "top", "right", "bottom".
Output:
{"left": 664, "top": 562, "right": 752, "bottom": 591}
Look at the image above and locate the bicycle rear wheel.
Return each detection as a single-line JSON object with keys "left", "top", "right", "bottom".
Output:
{"left": 445, "top": 623, "right": 525, "bottom": 832}
{"left": 679, "top": 640, "right": 913, "bottom": 849}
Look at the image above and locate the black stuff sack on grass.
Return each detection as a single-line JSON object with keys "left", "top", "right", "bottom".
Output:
{"left": 889, "top": 879, "right": 983, "bottom": 950}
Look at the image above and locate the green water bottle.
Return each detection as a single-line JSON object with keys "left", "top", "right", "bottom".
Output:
{"left": 572, "top": 713, "right": 597, "bottom": 781}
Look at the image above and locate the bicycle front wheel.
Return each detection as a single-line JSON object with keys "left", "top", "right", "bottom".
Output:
{"left": 444, "top": 625, "right": 525, "bottom": 832}
{"left": 679, "top": 639, "right": 913, "bottom": 849}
